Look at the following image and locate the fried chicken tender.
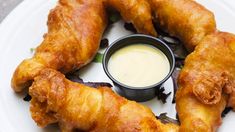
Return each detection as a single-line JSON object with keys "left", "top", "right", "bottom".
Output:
{"left": 29, "top": 68, "right": 178, "bottom": 132}
{"left": 149, "top": 0, "right": 216, "bottom": 52}
{"left": 106, "top": 0, "right": 157, "bottom": 36}
{"left": 176, "top": 93, "right": 227, "bottom": 132}
{"left": 178, "top": 32, "right": 235, "bottom": 106}
{"left": 176, "top": 32, "right": 235, "bottom": 131}
{"left": 11, "top": 0, "right": 107, "bottom": 92}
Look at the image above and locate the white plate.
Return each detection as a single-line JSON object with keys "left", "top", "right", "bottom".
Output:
{"left": 0, "top": 0, "right": 234, "bottom": 131}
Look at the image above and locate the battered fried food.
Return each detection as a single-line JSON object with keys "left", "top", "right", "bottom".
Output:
{"left": 106, "top": 0, "right": 157, "bottom": 36}
{"left": 148, "top": 1, "right": 235, "bottom": 129}
{"left": 178, "top": 32, "right": 235, "bottom": 106}
{"left": 149, "top": 0, "right": 216, "bottom": 52}
{"left": 11, "top": 0, "right": 107, "bottom": 92}
{"left": 29, "top": 68, "right": 178, "bottom": 132}
{"left": 176, "top": 32, "right": 235, "bottom": 131}
{"left": 176, "top": 93, "right": 227, "bottom": 132}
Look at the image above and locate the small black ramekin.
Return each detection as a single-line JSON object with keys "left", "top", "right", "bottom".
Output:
{"left": 102, "top": 34, "right": 175, "bottom": 102}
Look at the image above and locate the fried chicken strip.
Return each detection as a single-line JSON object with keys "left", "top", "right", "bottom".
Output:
{"left": 29, "top": 68, "right": 178, "bottom": 132}
{"left": 178, "top": 32, "right": 235, "bottom": 106}
{"left": 106, "top": 0, "right": 157, "bottom": 36}
{"left": 11, "top": 0, "right": 107, "bottom": 92}
{"left": 176, "top": 92, "right": 227, "bottom": 132}
{"left": 176, "top": 32, "right": 235, "bottom": 131}
{"left": 149, "top": 0, "right": 216, "bottom": 52}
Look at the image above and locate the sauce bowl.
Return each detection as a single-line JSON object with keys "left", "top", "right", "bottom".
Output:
{"left": 102, "top": 34, "right": 175, "bottom": 102}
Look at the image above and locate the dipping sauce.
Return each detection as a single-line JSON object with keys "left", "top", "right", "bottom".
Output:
{"left": 108, "top": 44, "right": 170, "bottom": 87}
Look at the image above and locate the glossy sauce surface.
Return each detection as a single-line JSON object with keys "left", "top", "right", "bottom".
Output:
{"left": 108, "top": 44, "right": 170, "bottom": 87}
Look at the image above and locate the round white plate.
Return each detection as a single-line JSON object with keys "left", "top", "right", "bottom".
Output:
{"left": 0, "top": 0, "right": 234, "bottom": 131}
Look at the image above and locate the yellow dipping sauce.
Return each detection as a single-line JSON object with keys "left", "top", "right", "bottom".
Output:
{"left": 108, "top": 44, "right": 170, "bottom": 87}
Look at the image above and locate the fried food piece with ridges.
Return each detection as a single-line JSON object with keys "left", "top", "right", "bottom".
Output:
{"left": 106, "top": 0, "right": 157, "bottom": 36}
{"left": 11, "top": 0, "right": 107, "bottom": 92}
{"left": 176, "top": 92, "right": 227, "bottom": 132}
{"left": 176, "top": 32, "right": 235, "bottom": 132}
{"left": 29, "top": 68, "right": 178, "bottom": 132}
{"left": 149, "top": 0, "right": 216, "bottom": 52}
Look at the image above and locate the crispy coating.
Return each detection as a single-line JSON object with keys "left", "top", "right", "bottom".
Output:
{"left": 29, "top": 68, "right": 178, "bottom": 132}
{"left": 149, "top": 0, "right": 216, "bottom": 52}
{"left": 11, "top": 0, "right": 107, "bottom": 92}
{"left": 106, "top": 0, "right": 157, "bottom": 36}
{"left": 176, "top": 93, "right": 227, "bottom": 132}
{"left": 178, "top": 32, "right": 235, "bottom": 106}
{"left": 176, "top": 32, "right": 235, "bottom": 131}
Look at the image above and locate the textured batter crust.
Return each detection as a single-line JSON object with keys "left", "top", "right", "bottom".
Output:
{"left": 11, "top": 0, "right": 107, "bottom": 92}
{"left": 149, "top": 0, "right": 216, "bottom": 52}
{"left": 30, "top": 68, "right": 179, "bottom": 132}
